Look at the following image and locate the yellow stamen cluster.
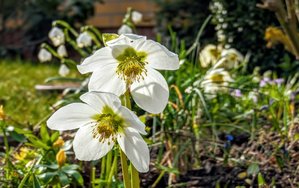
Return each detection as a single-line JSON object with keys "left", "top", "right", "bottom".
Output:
{"left": 210, "top": 74, "right": 224, "bottom": 83}
{"left": 115, "top": 47, "right": 148, "bottom": 86}
{"left": 92, "top": 106, "right": 125, "bottom": 144}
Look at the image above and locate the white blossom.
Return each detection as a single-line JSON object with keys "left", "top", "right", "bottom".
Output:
{"left": 118, "top": 25, "right": 133, "bottom": 35}
{"left": 49, "top": 27, "right": 65, "bottom": 47}
{"left": 77, "top": 34, "right": 179, "bottom": 114}
{"left": 59, "top": 64, "right": 70, "bottom": 77}
{"left": 57, "top": 45, "right": 68, "bottom": 57}
{"left": 47, "top": 92, "right": 150, "bottom": 172}
{"left": 77, "top": 32, "right": 92, "bottom": 48}
{"left": 38, "top": 48, "right": 52, "bottom": 63}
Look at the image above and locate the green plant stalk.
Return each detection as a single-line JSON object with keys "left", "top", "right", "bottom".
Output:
{"left": 120, "top": 149, "right": 131, "bottom": 188}
{"left": 123, "top": 91, "right": 140, "bottom": 188}
{"left": 99, "top": 156, "right": 106, "bottom": 188}
{"left": 91, "top": 166, "right": 96, "bottom": 188}
{"left": 107, "top": 151, "right": 118, "bottom": 187}
{"left": 106, "top": 150, "right": 113, "bottom": 180}
{"left": 1, "top": 124, "right": 11, "bottom": 180}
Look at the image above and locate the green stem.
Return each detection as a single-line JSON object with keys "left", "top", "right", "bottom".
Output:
{"left": 2, "top": 125, "right": 10, "bottom": 180}
{"left": 120, "top": 149, "right": 131, "bottom": 188}
{"left": 107, "top": 150, "right": 118, "bottom": 187}
{"left": 131, "top": 165, "right": 140, "bottom": 188}
{"left": 99, "top": 156, "right": 106, "bottom": 188}
{"left": 123, "top": 91, "right": 140, "bottom": 188}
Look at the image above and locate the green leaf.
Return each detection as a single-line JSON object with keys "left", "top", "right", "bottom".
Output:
{"left": 58, "top": 171, "right": 70, "bottom": 186}
{"left": 38, "top": 172, "right": 57, "bottom": 183}
{"left": 67, "top": 170, "right": 84, "bottom": 186}
{"left": 257, "top": 172, "right": 266, "bottom": 187}
{"left": 40, "top": 124, "right": 50, "bottom": 142}
{"left": 50, "top": 131, "right": 60, "bottom": 143}
{"left": 32, "top": 174, "right": 41, "bottom": 188}
{"left": 247, "top": 163, "right": 260, "bottom": 176}
{"left": 61, "top": 164, "right": 80, "bottom": 172}
{"left": 27, "top": 135, "right": 50, "bottom": 150}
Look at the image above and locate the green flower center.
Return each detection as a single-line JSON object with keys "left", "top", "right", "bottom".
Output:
{"left": 115, "top": 47, "right": 148, "bottom": 86}
{"left": 210, "top": 74, "right": 224, "bottom": 83}
{"left": 92, "top": 106, "right": 125, "bottom": 143}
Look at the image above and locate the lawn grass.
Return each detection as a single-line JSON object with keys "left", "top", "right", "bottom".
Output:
{"left": 0, "top": 59, "right": 61, "bottom": 127}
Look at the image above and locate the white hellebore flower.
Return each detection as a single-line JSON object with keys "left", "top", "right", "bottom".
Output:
{"left": 201, "top": 68, "right": 234, "bottom": 94}
{"left": 77, "top": 32, "right": 92, "bottom": 48}
{"left": 49, "top": 27, "right": 65, "bottom": 47}
{"left": 38, "top": 48, "right": 52, "bottom": 63}
{"left": 131, "top": 11, "right": 143, "bottom": 24}
{"left": 214, "top": 48, "right": 244, "bottom": 69}
{"left": 77, "top": 34, "right": 180, "bottom": 114}
{"left": 47, "top": 92, "right": 150, "bottom": 172}
{"left": 57, "top": 45, "right": 68, "bottom": 57}
{"left": 118, "top": 25, "right": 133, "bottom": 35}
{"left": 59, "top": 64, "right": 70, "bottom": 77}
{"left": 199, "top": 44, "right": 222, "bottom": 68}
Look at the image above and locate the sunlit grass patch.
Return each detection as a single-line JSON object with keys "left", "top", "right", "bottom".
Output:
{"left": 0, "top": 59, "right": 60, "bottom": 126}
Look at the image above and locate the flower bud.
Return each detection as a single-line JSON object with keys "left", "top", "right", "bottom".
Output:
{"left": 38, "top": 48, "right": 52, "bottom": 63}
{"left": 131, "top": 11, "right": 143, "bottom": 24}
{"left": 76, "top": 32, "right": 92, "bottom": 48}
{"left": 0, "top": 105, "right": 5, "bottom": 121}
{"left": 57, "top": 45, "right": 68, "bottom": 57}
{"left": 56, "top": 149, "right": 66, "bottom": 167}
{"left": 53, "top": 137, "right": 65, "bottom": 148}
{"left": 118, "top": 25, "right": 133, "bottom": 35}
{"left": 59, "top": 64, "right": 70, "bottom": 77}
{"left": 49, "top": 27, "right": 65, "bottom": 47}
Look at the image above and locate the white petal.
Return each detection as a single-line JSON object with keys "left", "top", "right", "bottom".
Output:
{"left": 131, "top": 68, "right": 169, "bottom": 114}
{"left": 107, "top": 34, "right": 146, "bottom": 47}
{"left": 77, "top": 47, "right": 118, "bottom": 74}
{"left": 88, "top": 64, "right": 126, "bottom": 96}
{"left": 118, "top": 25, "right": 133, "bottom": 35}
{"left": 119, "top": 106, "right": 146, "bottom": 135}
{"left": 73, "top": 125, "right": 114, "bottom": 161}
{"left": 117, "top": 127, "right": 149, "bottom": 172}
{"left": 135, "top": 40, "right": 179, "bottom": 70}
{"left": 47, "top": 103, "right": 97, "bottom": 131}
{"left": 80, "top": 91, "right": 122, "bottom": 112}
{"left": 58, "top": 64, "right": 70, "bottom": 77}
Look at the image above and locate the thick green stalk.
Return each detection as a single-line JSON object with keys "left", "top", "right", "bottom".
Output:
{"left": 120, "top": 149, "right": 131, "bottom": 188}
{"left": 123, "top": 91, "right": 140, "bottom": 188}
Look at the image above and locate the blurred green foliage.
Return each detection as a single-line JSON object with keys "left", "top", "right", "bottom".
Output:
{"left": 0, "top": 0, "right": 103, "bottom": 58}
{"left": 154, "top": 0, "right": 297, "bottom": 74}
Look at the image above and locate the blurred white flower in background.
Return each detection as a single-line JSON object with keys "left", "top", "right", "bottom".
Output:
{"left": 214, "top": 48, "right": 244, "bottom": 69}
{"left": 77, "top": 32, "right": 92, "bottom": 48}
{"left": 57, "top": 45, "right": 68, "bottom": 57}
{"left": 118, "top": 25, "right": 133, "bottom": 35}
{"left": 201, "top": 68, "right": 234, "bottom": 94}
{"left": 199, "top": 44, "right": 222, "bottom": 68}
{"left": 38, "top": 48, "right": 52, "bottom": 63}
{"left": 49, "top": 27, "right": 65, "bottom": 47}
{"left": 77, "top": 34, "right": 180, "bottom": 114}
{"left": 47, "top": 92, "right": 150, "bottom": 172}
{"left": 131, "top": 11, "right": 143, "bottom": 24}
{"left": 59, "top": 64, "right": 70, "bottom": 77}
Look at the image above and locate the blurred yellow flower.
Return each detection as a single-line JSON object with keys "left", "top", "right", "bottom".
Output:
{"left": 0, "top": 105, "right": 5, "bottom": 120}
{"left": 199, "top": 44, "right": 222, "bottom": 68}
{"left": 56, "top": 149, "right": 66, "bottom": 167}
{"left": 53, "top": 137, "right": 65, "bottom": 148}
{"left": 265, "top": 27, "right": 293, "bottom": 53}
{"left": 14, "top": 147, "right": 30, "bottom": 161}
